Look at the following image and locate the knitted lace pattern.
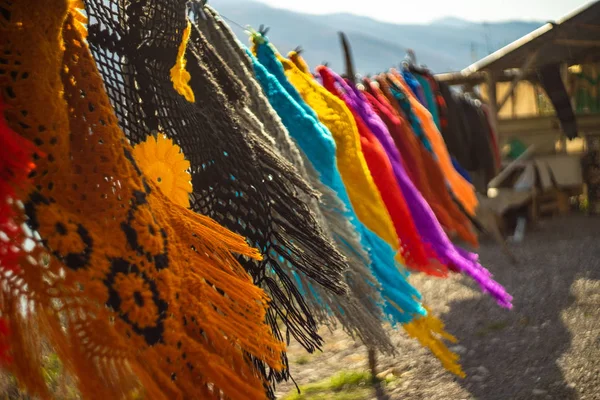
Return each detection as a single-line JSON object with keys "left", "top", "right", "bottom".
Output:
{"left": 0, "top": 2, "right": 285, "bottom": 399}
{"left": 84, "top": 0, "right": 352, "bottom": 389}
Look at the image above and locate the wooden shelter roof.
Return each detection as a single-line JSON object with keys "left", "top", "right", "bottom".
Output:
{"left": 463, "top": 1, "right": 600, "bottom": 74}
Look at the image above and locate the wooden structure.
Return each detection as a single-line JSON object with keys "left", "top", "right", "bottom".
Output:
{"left": 438, "top": 1, "right": 600, "bottom": 154}
{"left": 436, "top": 1, "right": 600, "bottom": 224}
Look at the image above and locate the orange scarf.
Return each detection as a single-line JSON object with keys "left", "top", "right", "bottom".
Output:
{"left": 373, "top": 79, "right": 478, "bottom": 248}
{"left": 389, "top": 70, "right": 479, "bottom": 216}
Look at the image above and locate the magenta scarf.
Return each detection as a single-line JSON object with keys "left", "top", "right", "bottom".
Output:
{"left": 322, "top": 69, "right": 512, "bottom": 309}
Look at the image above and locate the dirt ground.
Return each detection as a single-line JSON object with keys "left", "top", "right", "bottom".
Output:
{"left": 275, "top": 214, "right": 600, "bottom": 400}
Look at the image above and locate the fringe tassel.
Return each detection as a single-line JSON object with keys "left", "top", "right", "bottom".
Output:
{"left": 402, "top": 308, "right": 466, "bottom": 378}
{"left": 171, "top": 21, "right": 195, "bottom": 103}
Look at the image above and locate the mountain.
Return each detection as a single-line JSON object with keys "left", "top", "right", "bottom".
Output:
{"left": 209, "top": 0, "right": 542, "bottom": 74}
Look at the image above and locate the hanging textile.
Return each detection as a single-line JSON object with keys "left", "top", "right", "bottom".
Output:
{"left": 253, "top": 38, "right": 424, "bottom": 324}
{"left": 198, "top": 5, "right": 395, "bottom": 358}
{"left": 481, "top": 104, "right": 502, "bottom": 172}
{"left": 0, "top": 2, "right": 285, "bottom": 399}
{"left": 415, "top": 73, "right": 441, "bottom": 129}
{"left": 438, "top": 81, "right": 471, "bottom": 167}
{"left": 438, "top": 81, "right": 500, "bottom": 182}
{"left": 0, "top": 98, "right": 39, "bottom": 366}
{"left": 452, "top": 156, "right": 473, "bottom": 183}
{"left": 263, "top": 54, "right": 463, "bottom": 374}
{"left": 461, "top": 96, "right": 497, "bottom": 183}
{"left": 402, "top": 69, "right": 429, "bottom": 107}
{"left": 390, "top": 71, "right": 479, "bottom": 216}
{"left": 364, "top": 83, "right": 477, "bottom": 248}
{"left": 538, "top": 64, "right": 578, "bottom": 139}
{"left": 248, "top": 37, "right": 421, "bottom": 327}
{"left": 371, "top": 77, "right": 511, "bottom": 308}
{"left": 326, "top": 69, "right": 508, "bottom": 301}
{"left": 84, "top": 1, "right": 351, "bottom": 390}
{"left": 375, "top": 78, "right": 478, "bottom": 247}
{"left": 323, "top": 76, "right": 447, "bottom": 276}
{"left": 289, "top": 50, "right": 312, "bottom": 75}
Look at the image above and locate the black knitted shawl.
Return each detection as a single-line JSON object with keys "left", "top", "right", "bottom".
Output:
{"left": 84, "top": 0, "right": 349, "bottom": 390}
{"left": 196, "top": 5, "right": 395, "bottom": 354}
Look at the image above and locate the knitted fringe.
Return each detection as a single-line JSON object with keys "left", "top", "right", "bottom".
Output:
{"left": 201, "top": 5, "right": 394, "bottom": 353}
{"left": 85, "top": 1, "right": 351, "bottom": 394}
{"left": 1, "top": 5, "right": 285, "bottom": 399}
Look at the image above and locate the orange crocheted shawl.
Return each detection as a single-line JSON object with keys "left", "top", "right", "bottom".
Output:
{"left": 0, "top": 2, "right": 283, "bottom": 399}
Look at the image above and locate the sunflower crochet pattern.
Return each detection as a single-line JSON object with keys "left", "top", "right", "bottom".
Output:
{"left": 84, "top": 0, "right": 351, "bottom": 391}
{"left": 0, "top": 2, "right": 284, "bottom": 399}
{"left": 132, "top": 134, "right": 193, "bottom": 208}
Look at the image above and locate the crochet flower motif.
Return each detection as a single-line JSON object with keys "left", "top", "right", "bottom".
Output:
{"left": 113, "top": 273, "right": 159, "bottom": 329}
{"left": 132, "top": 134, "right": 192, "bottom": 208}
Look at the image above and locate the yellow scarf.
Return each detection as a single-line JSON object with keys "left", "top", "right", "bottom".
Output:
{"left": 276, "top": 52, "right": 464, "bottom": 377}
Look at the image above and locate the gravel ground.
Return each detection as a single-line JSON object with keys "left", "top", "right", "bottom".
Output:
{"left": 276, "top": 214, "right": 600, "bottom": 400}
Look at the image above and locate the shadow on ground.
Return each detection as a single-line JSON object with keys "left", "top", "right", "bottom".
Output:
{"left": 443, "top": 215, "right": 600, "bottom": 400}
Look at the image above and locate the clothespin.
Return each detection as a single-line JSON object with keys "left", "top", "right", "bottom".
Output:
{"left": 406, "top": 49, "right": 417, "bottom": 65}
{"left": 187, "top": 0, "right": 208, "bottom": 20}
{"left": 258, "top": 24, "right": 270, "bottom": 36}
{"left": 401, "top": 48, "right": 417, "bottom": 71}
{"left": 246, "top": 26, "right": 265, "bottom": 45}
{"left": 247, "top": 24, "right": 270, "bottom": 45}
{"left": 294, "top": 46, "right": 303, "bottom": 55}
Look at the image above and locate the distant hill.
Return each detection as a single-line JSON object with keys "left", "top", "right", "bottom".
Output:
{"left": 209, "top": 0, "right": 542, "bottom": 74}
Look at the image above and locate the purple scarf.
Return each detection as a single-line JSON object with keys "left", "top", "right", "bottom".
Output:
{"left": 328, "top": 71, "right": 512, "bottom": 309}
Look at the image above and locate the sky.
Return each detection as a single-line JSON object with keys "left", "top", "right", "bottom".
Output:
{"left": 252, "top": 0, "right": 594, "bottom": 24}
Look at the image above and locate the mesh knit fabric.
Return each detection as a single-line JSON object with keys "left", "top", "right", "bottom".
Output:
{"left": 196, "top": 6, "right": 395, "bottom": 356}
{"left": 249, "top": 41, "right": 470, "bottom": 376}
{"left": 0, "top": 2, "right": 285, "bottom": 399}
{"left": 83, "top": 0, "right": 351, "bottom": 388}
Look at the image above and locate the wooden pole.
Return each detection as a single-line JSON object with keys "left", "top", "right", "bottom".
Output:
{"left": 496, "top": 50, "right": 539, "bottom": 112}
{"left": 368, "top": 348, "right": 377, "bottom": 381}
{"left": 486, "top": 70, "right": 500, "bottom": 143}
{"left": 554, "top": 38, "right": 600, "bottom": 47}
{"left": 339, "top": 32, "right": 356, "bottom": 84}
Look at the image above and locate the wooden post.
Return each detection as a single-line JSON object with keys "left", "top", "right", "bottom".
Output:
{"left": 339, "top": 32, "right": 356, "bottom": 84}
{"left": 368, "top": 348, "right": 377, "bottom": 383}
{"left": 368, "top": 347, "right": 389, "bottom": 399}
{"left": 486, "top": 70, "right": 500, "bottom": 146}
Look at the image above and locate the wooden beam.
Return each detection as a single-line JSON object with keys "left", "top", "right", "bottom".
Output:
{"left": 554, "top": 39, "right": 600, "bottom": 47}
{"left": 488, "top": 145, "right": 536, "bottom": 189}
{"left": 436, "top": 71, "right": 486, "bottom": 85}
{"left": 436, "top": 69, "right": 539, "bottom": 86}
{"left": 496, "top": 50, "right": 539, "bottom": 111}
{"left": 570, "top": 23, "right": 600, "bottom": 33}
